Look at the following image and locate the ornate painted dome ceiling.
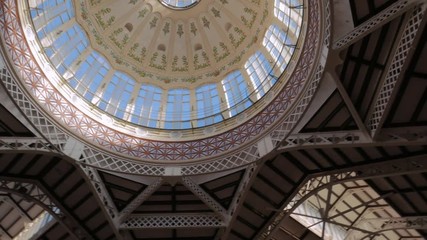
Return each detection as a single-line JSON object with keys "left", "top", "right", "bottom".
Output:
{"left": 1, "top": 0, "right": 325, "bottom": 165}
{"left": 75, "top": 0, "right": 268, "bottom": 85}
{"left": 28, "top": 0, "right": 304, "bottom": 130}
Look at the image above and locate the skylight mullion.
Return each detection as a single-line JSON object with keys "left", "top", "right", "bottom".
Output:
{"left": 33, "top": 0, "right": 69, "bottom": 31}
{"left": 49, "top": 28, "right": 82, "bottom": 68}
{"left": 62, "top": 48, "right": 91, "bottom": 80}
{"left": 39, "top": 18, "right": 76, "bottom": 48}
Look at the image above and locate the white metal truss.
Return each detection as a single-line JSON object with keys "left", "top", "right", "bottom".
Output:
{"left": 367, "top": 3, "right": 427, "bottom": 137}
{"left": 0, "top": 64, "right": 69, "bottom": 153}
{"left": 181, "top": 145, "right": 260, "bottom": 175}
{"left": 0, "top": 85, "right": 42, "bottom": 138}
{"left": 325, "top": 68, "right": 372, "bottom": 138}
{"left": 117, "top": 177, "right": 163, "bottom": 224}
{"left": 80, "top": 147, "right": 166, "bottom": 176}
{"left": 219, "top": 164, "right": 260, "bottom": 239}
{"left": 120, "top": 214, "right": 226, "bottom": 229}
{"left": 278, "top": 132, "right": 367, "bottom": 151}
{"left": 370, "top": 216, "right": 427, "bottom": 232}
{"left": 227, "top": 164, "right": 258, "bottom": 217}
{"left": 181, "top": 177, "right": 228, "bottom": 219}
{"left": 272, "top": 0, "right": 330, "bottom": 146}
{"left": 78, "top": 165, "right": 124, "bottom": 239}
{"left": 0, "top": 178, "right": 91, "bottom": 239}
{"left": 272, "top": 65, "right": 325, "bottom": 146}
{"left": 79, "top": 165, "right": 118, "bottom": 223}
{"left": 258, "top": 154, "right": 427, "bottom": 239}
{"left": 344, "top": 216, "right": 427, "bottom": 240}
{"left": 288, "top": 184, "right": 395, "bottom": 240}
{"left": 277, "top": 128, "right": 427, "bottom": 151}
{"left": 333, "top": 0, "right": 423, "bottom": 50}
{"left": 0, "top": 137, "right": 58, "bottom": 153}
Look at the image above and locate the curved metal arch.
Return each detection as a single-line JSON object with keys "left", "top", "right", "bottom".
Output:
{"left": 0, "top": 177, "right": 91, "bottom": 239}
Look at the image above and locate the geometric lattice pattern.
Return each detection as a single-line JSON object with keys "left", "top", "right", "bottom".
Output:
{"left": 333, "top": 0, "right": 416, "bottom": 49}
{"left": 120, "top": 214, "right": 225, "bottom": 229}
{"left": 368, "top": 4, "right": 426, "bottom": 135}
{"left": 0, "top": 0, "right": 321, "bottom": 166}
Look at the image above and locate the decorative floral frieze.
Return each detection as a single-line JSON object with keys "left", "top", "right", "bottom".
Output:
{"left": 50, "top": 0, "right": 291, "bottom": 84}
{"left": 94, "top": 8, "right": 115, "bottom": 29}
{"left": 242, "top": 7, "right": 257, "bottom": 28}
{"left": 213, "top": 42, "right": 230, "bottom": 62}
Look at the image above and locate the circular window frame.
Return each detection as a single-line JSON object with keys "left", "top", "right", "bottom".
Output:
{"left": 158, "top": 0, "right": 201, "bottom": 10}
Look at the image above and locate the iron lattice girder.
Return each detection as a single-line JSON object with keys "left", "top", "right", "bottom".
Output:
{"left": 117, "top": 177, "right": 163, "bottom": 224}
{"left": 79, "top": 165, "right": 118, "bottom": 222}
{"left": 278, "top": 129, "right": 427, "bottom": 151}
{"left": 376, "top": 216, "right": 427, "bottom": 231}
{"left": 345, "top": 216, "right": 427, "bottom": 240}
{"left": 182, "top": 177, "right": 228, "bottom": 218}
{"left": 259, "top": 154, "right": 427, "bottom": 239}
{"left": 367, "top": 4, "right": 427, "bottom": 136}
{"left": 120, "top": 214, "right": 226, "bottom": 229}
{"left": 0, "top": 137, "right": 58, "bottom": 152}
{"left": 0, "top": 177, "right": 92, "bottom": 240}
{"left": 333, "top": 0, "right": 424, "bottom": 49}
{"left": 288, "top": 154, "right": 427, "bottom": 214}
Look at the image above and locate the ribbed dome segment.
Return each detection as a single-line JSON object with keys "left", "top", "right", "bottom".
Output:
{"left": 29, "top": 0, "right": 303, "bottom": 129}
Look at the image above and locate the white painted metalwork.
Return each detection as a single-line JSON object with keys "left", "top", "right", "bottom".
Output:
{"left": 0, "top": 178, "right": 90, "bottom": 239}
{"left": 0, "top": 137, "right": 57, "bottom": 152}
{"left": 278, "top": 132, "right": 366, "bottom": 150}
{"left": 346, "top": 216, "right": 427, "bottom": 240}
{"left": 367, "top": 4, "right": 427, "bottom": 136}
{"left": 117, "top": 177, "right": 163, "bottom": 224}
{"left": 278, "top": 128, "right": 427, "bottom": 151}
{"left": 259, "top": 154, "right": 427, "bottom": 239}
{"left": 333, "top": 0, "right": 422, "bottom": 50}
{"left": 182, "top": 177, "right": 228, "bottom": 219}
{"left": 220, "top": 164, "right": 259, "bottom": 240}
{"left": 120, "top": 214, "right": 226, "bottom": 229}
{"left": 79, "top": 165, "right": 118, "bottom": 222}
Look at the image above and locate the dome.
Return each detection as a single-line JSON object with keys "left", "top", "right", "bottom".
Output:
{"left": 28, "top": 0, "right": 304, "bottom": 130}
{"left": 5, "top": 0, "right": 323, "bottom": 165}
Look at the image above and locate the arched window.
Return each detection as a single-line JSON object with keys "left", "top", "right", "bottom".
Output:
{"left": 49, "top": 25, "right": 88, "bottom": 75}
{"left": 196, "top": 84, "right": 222, "bottom": 127}
{"left": 263, "top": 24, "right": 294, "bottom": 72}
{"left": 221, "top": 71, "right": 252, "bottom": 117}
{"left": 71, "top": 51, "right": 110, "bottom": 103}
{"left": 245, "top": 51, "right": 274, "bottom": 99}
{"left": 274, "top": 0, "right": 303, "bottom": 36}
{"left": 165, "top": 89, "right": 191, "bottom": 129}
{"left": 99, "top": 72, "right": 135, "bottom": 119}
{"left": 132, "top": 85, "right": 163, "bottom": 128}
{"left": 33, "top": 0, "right": 74, "bottom": 36}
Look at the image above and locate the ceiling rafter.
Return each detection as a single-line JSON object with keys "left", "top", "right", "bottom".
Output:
{"left": 367, "top": 4, "right": 427, "bottom": 137}
{"left": 334, "top": 0, "right": 422, "bottom": 50}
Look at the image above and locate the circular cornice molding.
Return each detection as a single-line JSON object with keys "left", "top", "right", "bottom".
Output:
{"left": 0, "top": 0, "right": 328, "bottom": 174}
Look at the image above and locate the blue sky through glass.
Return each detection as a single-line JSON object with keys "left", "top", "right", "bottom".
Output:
{"left": 31, "top": 0, "right": 304, "bottom": 129}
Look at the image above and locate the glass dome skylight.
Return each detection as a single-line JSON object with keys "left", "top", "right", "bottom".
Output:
{"left": 29, "top": 0, "right": 304, "bottom": 130}
{"left": 158, "top": 0, "right": 200, "bottom": 10}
